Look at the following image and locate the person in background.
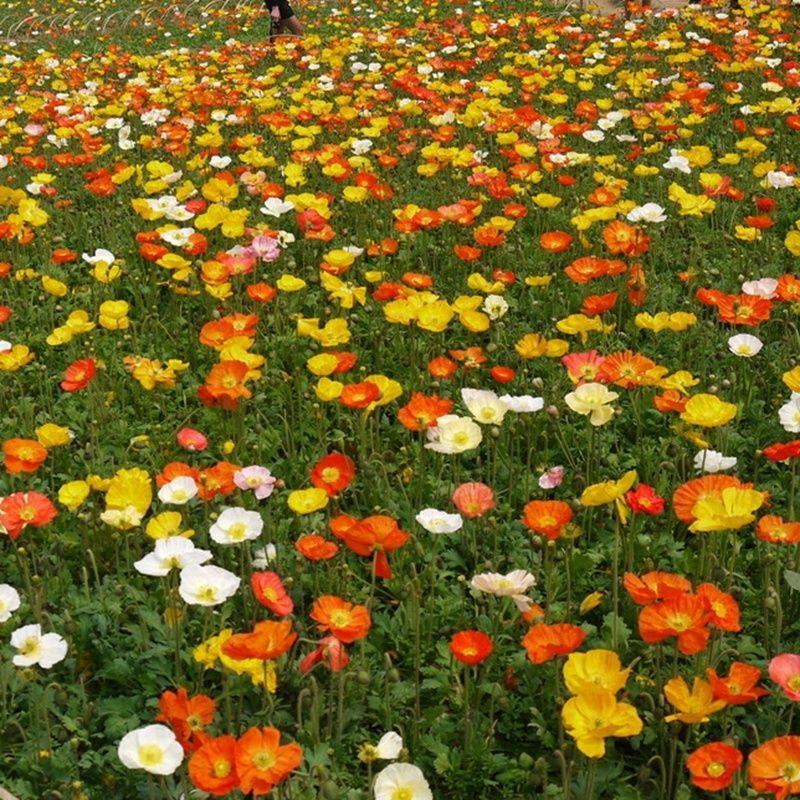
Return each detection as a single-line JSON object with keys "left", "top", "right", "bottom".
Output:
{"left": 267, "top": 0, "right": 302, "bottom": 40}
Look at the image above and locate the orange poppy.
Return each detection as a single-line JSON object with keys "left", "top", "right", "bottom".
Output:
{"left": 539, "top": 231, "right": 573, "bottom": 252}
{"left": 3, "top": 439, "right": 48, "bottom": 474}
{"left": 189, "top": 735, "right": 239, "bottom": 796}
{"left": 687, "top": 742, "right": 743, "bottom": 791}
{"left": 309, "top": 595, "right": 371, "bottom": 643}
{"left": 521, "top": 623, "right": 585, "bottom": 665}
{"left": 623, "top": 571, "right": 692, "bottom": 606}
{"left": 235, "top": 727, "right": 302, "bottom": 796}
{"left": 696, "top": 583, "right": 740, "bottom": 632}
{"left": 339, "top": 381, "right": 380, "bottom": 408}
{"left": 561, "top": 350, "right": 607, "bottom": 385}
{"left": 757, "top": 515, "right": 800, "bottom": 544}
{"left": 198, "top": 462, "right": 239, "bottom": 501}
{"left": 564, "top": 256, "right": 625, "bottom": 284}
{"left": 706, "top": 662, "right": 769, "bottom": 705}
{"left": 598, "top": 351, "right": 661, "bottom": 389}
{"left": 251, "top": 572, "right": 294, "bottom": 617}
{"left": 490, "top": 365, "right": 516, "bottom": 384}
{"left": 453, "top": 244, "right": 483, "bottom": 261}
{"left": 247, "top": 282, "right": 277, "bottom": 303}
{"left": 222, "top": 620, "right": 297, "bottom": 661}
{"left": 310, "top": 452, "right": 356, "bottom": 497}
{"left": 397, "top": 393, "right": 453, "bottom": 431}
{"left": 521, "top": 500, "right": 573, "bottom": 541}
{"left": 748, "top": 736, "right": 800, "bottom": 799}
{"left": 637, "top": 593, "right": 710, "bottom": 655}
{"left": 581, "top": 292, "right": 618, "bottom": 316}
{"left": 776, "top": 274, "right": 800, "bottom": 303}
{"left": 198, "top": 361, "right": 252, "bottom": 410}
{"left": 295, "top": 534, "right": 339, "bottom": 561}
{"left": 653, "top": 390, "right": 688, "bottom": 414}
{"left": 450, "top": 630, "right": 493, "bottom": 665}
{"left": 602, "top": 221, "right": 650, "bottom": 256}
{"left": 333, "top": 514, "right": 410, "bottom": 579}
{"left": 157, "top": 688, "right": 216, "bottom": 753}
{"left": 427, "top": 357, "right": 457, "bottom": 379}
{"left": 716, "top": 294, "right": 772, "bottom": 326}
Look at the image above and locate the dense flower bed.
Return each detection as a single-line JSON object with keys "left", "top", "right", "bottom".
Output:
{"left": 1, "top": 0, "right": 800, "bottom": 797}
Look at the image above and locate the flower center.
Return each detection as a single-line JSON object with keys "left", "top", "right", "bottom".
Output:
{"left": 213, "top": 758, "right": 231, "bottom": 778}
{"left": 227, "top": 522, "right": 247, "bottom": 541}
{"left": 391, "top": 789, "right": 414, "bottom": 800}
{"left": 706, "top": 761, "right": 725, "bottom": 778}
{"left": 252, "top": 749, "right": 276, "bottom": 771}
{"left": 137, "top": 744, "right": 164, "bottom": 767}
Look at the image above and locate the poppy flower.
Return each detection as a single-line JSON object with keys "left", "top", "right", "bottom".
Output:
{"left": 696, "top": 583, "right": 740, "bottom": 632}
{"left": 452, "top": 482, "right": 495, "bottom": 519}
{"left": 625, "top": 484, "right": 665, "bottom": 516}
{"left": 763, "top": 441, "right": 800, "bottom": 463}
{"left": 299, "top": 635, "right": 350, "bottom": 673}
{"left": 664, "top": 676, "right": 727, "bottom": 723}
{"left": 295, "top": 534, "right": 339, "bottom": 561}
{"left": 450, "top": 630, "right": 493, "bottom": 665}
{"left": 157, "top": 688, "right": 216, "bottom": 753}
{"left": 340, "top": 381, "right": 380, "bottom": 408}
{"left": 539, "top": 231, "right": 573, "bottom": 252}
{"left": 0, "top": 491, "right": 58, "bottom": 540}
{"left": 176, "top": 428, "right": 208, "bottom": 452}
{"left": 397, "top": 393, "right": 453, "bottom": 431}
{"left": 748, "top": 736, "right": 800, "bottom": 798}
{"left": 222, "top": 620, "right": 297, "bottom": 661}
{"left": 562, "top": 687, "right": 643, "bottom": 760}
{"left": 581, "top": 292, "right": 618, "bottom": 316}
{"left": 427, "top": 356, "right": 457, "bottom": 379}
{"left": 332, "top": 514, "right": 410, "bottom": 579}
{"left": 623, "top": 571, "right": 692, "bottom": 606}
{"left": 521, "top": 500, "right": 573, "bottom": 540}
{"left": 251, "top": 572, "right": 294, "bottom": 616}
{"left": 707, "top": 662, "right": 769, "bottom": 705}
{"left": 489, "top": 366, "right": 516, "bottom": 384}
{"left": 687, "top": 742, "right": 743, "bottom": 791}
{"left": 757, "top": 515, "right": 800, "bottom": 544}
{"left": 310, "top": 452, "right": 356, "bottom": 497}
{"left": 60, "top": 358, "right": 97, "bottom": 391}
{"left": 522, "top": 623, "right": 586, "bottom": 665}
{"left": 638, "top": 593, "right": 710, "bottom": 655}
{"left": 310, "top": 595, "right": 371, "bottom": 643}
{"left": 3, "top": 438, "right": 48, "bottom": 474}
{"left": 188, "top": 735, "right": 238, "bottom": 796}
{"left": 769, "top": 654, "right": 800, "bottom": 701}
{"left": 234, "top": 727, "right": 302, "bottom": 796}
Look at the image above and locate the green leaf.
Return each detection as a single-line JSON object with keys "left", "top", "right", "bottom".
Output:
{"left": 785, "top": 570, "right": 800, "bottom": 592}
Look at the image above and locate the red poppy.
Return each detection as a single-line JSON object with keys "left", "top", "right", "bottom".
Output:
{"left": 251, "top": 572, "right": 294, "bottom": 616}
{"left": 60, "top": 358, "right": 97, "bottom": 391}
{"left": 450, "top": 630, "right": 493, "bottom": 665}
{"left": 625, "top": 484, "right": 665, "bottom": 515}
{"left": 763, "top": 441, "right": 800, "bottom": 463}
{"left": 299, "top": 635, "right": 350, "bottom": 674}
{"left": 339, "top": 381, "right": 380, "bottom": 408}
{"left": 0, "top": 491, "right": 58, "bottom": 540}
{"left": 310, "top": 452, "right": 356, "bottom": 497}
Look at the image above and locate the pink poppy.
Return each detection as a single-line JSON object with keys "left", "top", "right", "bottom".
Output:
{"left": 451, "top": 482, "right": 495, "bottom": 519}
{"left": 769, "top": 654, "right": 800, "bottom": 701}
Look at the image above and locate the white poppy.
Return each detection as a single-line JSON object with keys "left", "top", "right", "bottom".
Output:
{"left": 470, "top": 570, "right": 537, "bottom": 611}
{"left": 374, "top": 763, "right": 432, "bottom": 800}
{"left": 209, "top": 507, "right": 264, "bottom": 544}
{"left": 82, "top": 248, "right": 115, "bottom": 266}
{"left": 10, "top": 624, "right": 68, "bottom": 668}
{"left": 425, "top": 415, "right": 483, "bottom": 454}
{"left": 626, "top": 203, "right": 667, "bottom": 223}
{"left": 727, "top": 334, "right": 763, "bottom": 357}
{"left": 500, "top": 394, "right": 544, "bottom": 413}
{"left": 415, "top": 508, "right": 463, "bottom": 534}
{"left": 482, "top": 294, "right": 508, "bottom": 320}
{"left": 779, "top": 394, "right": 800, "bottom": 433}
{"left": 118, "top": 724, "right": 183, "bottom": 775}
{"left": 252, "top": 543, "right": 277, "bottom": 569}
{"left": 157, "top": 476, "right": 198, "bottom": 505}
{"left": 375, "top": 731, "right": 403, "bottom": 760}
{"left": 741, "top": 277, "right": 778, "bottom": 299}
{"left": 133, "top": 537, "right": 212, "bottom": 577}
{"left": 0, "top": 584, "right": 21, "bottom": 623}
{"left": 260, "top": 197, "right": 295, "bottom": 217}
{"left": 178, "top": 564, "right": 240, "bottom": 606}
{"left": 693, "top": 449, "right": 738, "bottom": 473}
{"left": 461, "top": 388, "right": 508, "bottom": 425}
